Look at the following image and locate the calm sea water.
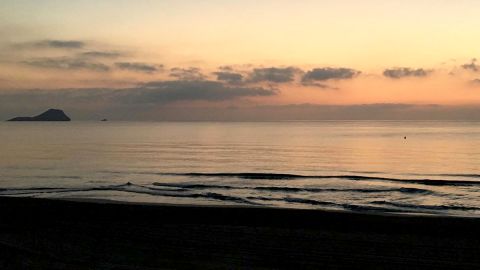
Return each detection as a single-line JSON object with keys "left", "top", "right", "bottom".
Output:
{"left": 1, "top": 121, "right": 480, "bottom": 216}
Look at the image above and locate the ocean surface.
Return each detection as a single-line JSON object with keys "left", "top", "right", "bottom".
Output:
{"left": 1, "top": 121, "right": 480, "bottom": 216}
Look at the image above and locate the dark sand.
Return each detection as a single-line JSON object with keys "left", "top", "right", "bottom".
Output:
{"left": 1, "top": 196, "right": 480, "bottom": 269}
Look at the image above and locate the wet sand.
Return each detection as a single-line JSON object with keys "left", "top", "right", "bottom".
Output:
{"left": 1, "top": 196, "right": 480, "bottom": 269}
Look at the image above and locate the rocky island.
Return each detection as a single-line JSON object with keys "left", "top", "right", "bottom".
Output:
{"left": 7, "top": 109, "right": 71, "bottom": 121}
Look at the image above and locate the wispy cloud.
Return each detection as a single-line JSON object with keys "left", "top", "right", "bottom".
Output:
{"left": 470, "top": 78, "right": 480, "bottom": 85}
{"left": 462, "top": 58, "right": 478, "bottom": 72}
{"left": 23, "top": 57, "right": 110, "bottom": 72}
{"left": 301, "top": 82, "right": 336, "bottom": 89}
{"left": 79, "top": 51, "right": 124, "bottom": 59}
{"left": 383, "top": 67, "right": 431, "bottom": 79}
{"left": 15, "top": 39, "right": 86, "bottom": 49}
{"left": 170, "top": 67, "right": 206, "bottom": 80}
{"left": 115, "top": 62, "right": 163, "bottom": 74}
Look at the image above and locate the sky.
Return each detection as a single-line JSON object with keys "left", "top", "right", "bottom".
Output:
{"left": 1, "top": 0, "right": 480, "bottom": 120}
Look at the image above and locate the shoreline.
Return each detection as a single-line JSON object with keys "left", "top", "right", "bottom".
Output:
{"left": 1, "top": 196, "right": 480, "bottom": 269}
{"left": 57, "top": 196, "right": 480, "bottom": 219}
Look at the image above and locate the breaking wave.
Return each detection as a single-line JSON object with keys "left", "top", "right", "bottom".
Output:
{"left": 159, "top": 172, "right": 480, "bottom": 186}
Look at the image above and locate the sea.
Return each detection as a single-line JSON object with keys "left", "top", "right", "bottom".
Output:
{"left": 1, "top": 121, "right": 480, "bottom": 216}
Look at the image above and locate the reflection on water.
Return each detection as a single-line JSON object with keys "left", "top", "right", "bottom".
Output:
{"left": 1, "top": 121, "right": 480, "bottom": 216}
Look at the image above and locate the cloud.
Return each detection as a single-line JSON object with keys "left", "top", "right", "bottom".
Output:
{"left": 462, "top": 58, "right": 478, "bottom": 72}
{"left": 218, "top": 65, "right": 234, "bottom": 71}
{"left": 248, "top": 67, "right": 300, "bottom": 83}
{"left": 301, "top": 67, "right": 360, "bottom": 85}
{"left": 23, "top": 57, "right": 110, "bottom": 72}
{"left": 470, "top": 78, "right": 480, "bottom": 85}
{"left": 115, "top": 62, "right": 163, "bottom": 74}
{"left": 170, "top": 67, "right": 206, "bottom": 80}
{"left": 213, "top": 71, "right": 244, "bottom": 84}
{"left": 132, "top": 80, "right": 276, "bottom": 103}
{"left": 301, "top": 82, "right": 337, "bottom": 89}
{"left": 79, "top": 51, "right": 124, "bottom": 59}
{"left": 383, "top": 67, "right": 431, "bottom": 78}
{"left": 15, "top": 39, "right": 86, "bottom": 49}
{"left": 0, "top": 80, "right": 276, "bottom": 117}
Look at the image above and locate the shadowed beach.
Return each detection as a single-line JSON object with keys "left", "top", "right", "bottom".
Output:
{"left": 1, "top": 196, "right": 480, "bottom": 269}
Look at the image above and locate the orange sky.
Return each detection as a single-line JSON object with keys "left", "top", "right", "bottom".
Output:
{"left": 1, "top": 0, "right": 480, "bottom": 119}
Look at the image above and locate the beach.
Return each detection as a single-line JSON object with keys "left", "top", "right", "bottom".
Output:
{"left": 1, "top": 196, "right": 480, "bottom": 269}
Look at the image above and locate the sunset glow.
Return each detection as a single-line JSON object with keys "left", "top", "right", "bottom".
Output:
{"left": 2, "top": 0, "right": 480, "bottom": 120}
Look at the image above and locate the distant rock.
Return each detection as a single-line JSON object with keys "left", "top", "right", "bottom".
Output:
{"left": 8, "top": 109, "right": 71, "bottom": 121}
{"left": 101, "top": 118, "right": 108, "bottom": 122}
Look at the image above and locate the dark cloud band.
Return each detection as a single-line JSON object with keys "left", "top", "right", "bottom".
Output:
{"left": 134, "top": 80, "right": 275, "bottom": 103}
{"left": 23, "top": 57, "right": 110, "bottom": 72}
{"left": 115, "top": 62, "right": 162, "bottom": 73}
{"left": 15, "top": 39, "right": 86, "bottom": 49}
{"left": 248, "top": 67, "right": 300, "bottom": 83}
{"left": 80, "top": 51, "right": 124, "bottom": 58}
{"left": 383, "top": 67, "right": 431, "bottom": 78}
{"left": 0, "top": 80, "right": 276, "bottom": 109}
{"left": 302, "top": 68, "right": 360, "bottom": 82}
{"left": 213, "top": 71, "right": 244, "bottom": 84}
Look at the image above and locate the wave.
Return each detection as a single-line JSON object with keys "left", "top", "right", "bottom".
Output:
{"left": 28, "top": 175, "right": 83, "bottom": 180}
{"left": 0, "top": 187, "right": 64, "bottom": 191}
{"left": 160, "top": 172, "right": 399, "bottom": 180}
{"left": 248, "top": 196, "right": 411, "bottom": 213}
{"left": 166, "top": 172, "right": 307, "bottom": 180}
{"left": 160, "top": 172, "right": 480, "bottom": 186}
{"left": 153, "top": 183, "right": 235, "bottom": 190}
{"left": 0, "top": 183, "right": 258, "bottom": 206}
{"left": 0, "top": 186, "right": 94, "bottom": 195}
{"left": 283, "top": 197, "right": 338, "bottom": 206}
{"left": 3, "top": 183, "right": 398, "bottom": 209}
{"left": 152, "top": 182, "right": 433, "bottom": 195}
{"left": 2, "top": 182, "right": 478, "bottom": 215}
{"left": 434, "top": 174, "right": 480, "bottom": 178}
{"left": 254, "top": 186, "right": 432, "bottom": 194}
{"left": 0, "top": 183, "right": 165, "bottom": 196}
{"left": 371, "top": 201, "right": 480, "bottom": 212}
{"left": 103, "top": 184, "right": 258, "bottom": 205}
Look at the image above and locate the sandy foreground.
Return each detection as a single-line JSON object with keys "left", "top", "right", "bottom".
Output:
{"left": 1, "top": 196, "right": 480, "bottom": 269}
